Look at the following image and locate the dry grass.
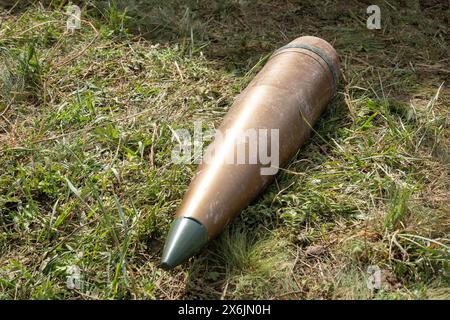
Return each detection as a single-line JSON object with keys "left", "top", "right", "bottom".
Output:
{"left": 0, "top": 0, "right": 448, "bottom": 299}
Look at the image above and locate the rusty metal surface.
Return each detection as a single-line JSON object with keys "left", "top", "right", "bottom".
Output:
{"left": 175, "top": 36, "right": 340, "bottom": 238}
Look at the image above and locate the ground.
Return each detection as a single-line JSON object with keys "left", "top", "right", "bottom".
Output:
{"left": 0, "top": 0, "right": 448, "bottom": 299}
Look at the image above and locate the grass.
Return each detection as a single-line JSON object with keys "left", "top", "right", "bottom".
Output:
{"left": 0, "top": 0, "right": 449, "bottom": 299}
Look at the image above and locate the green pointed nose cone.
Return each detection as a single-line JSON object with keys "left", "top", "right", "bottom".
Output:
{"left": 160, "top": 217, "right": 209, "bottom": 270}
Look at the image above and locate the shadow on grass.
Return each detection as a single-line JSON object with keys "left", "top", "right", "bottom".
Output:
{"left": 89, "top": 0, "right": 449, "bottom": 74}
{"left": 83, "top": 0, "right": 362, "bottom": 72}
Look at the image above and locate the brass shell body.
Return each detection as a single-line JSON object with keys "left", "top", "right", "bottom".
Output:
{"left": 175, "top": 36, "right": 340, "bottom": 238}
